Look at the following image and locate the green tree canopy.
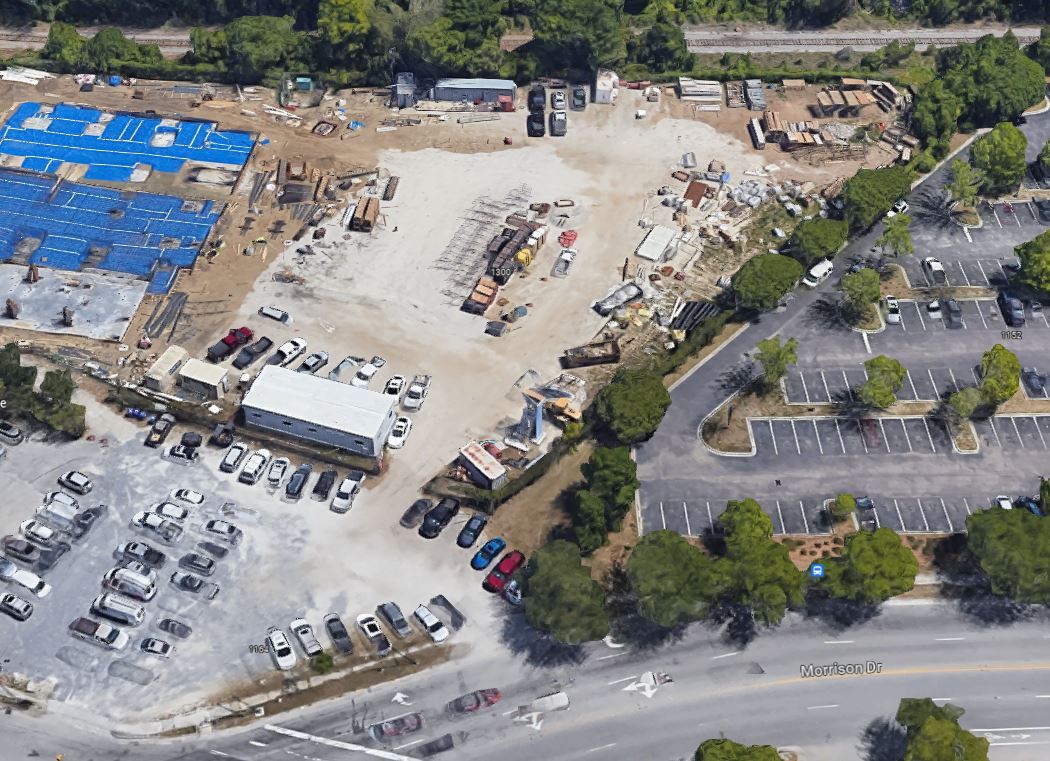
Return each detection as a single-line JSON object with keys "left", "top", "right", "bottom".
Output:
{"left": 591, "top": 368, "right": 670, "bottom": 445}
{"left": 877, "top": 214, "right": 914, "bottom": 258}
{"left": 81, "top": 27, "right": 162, "bottom": 71}
{"left": 970, "top": 122, "right": 1028, "bottom": 195}
{"left": 225, "top": 15, "right": 306, "bottom": 82}
{"left": 1040, "top": 139, "right": 1050, "bottom": 170}
{"left": 522, "top": 540, "right": 609, "bottom": 644}
{"left": 573, "top": 490, "right": 608, "bottom": 554}
{"left": 1026, "top": 26, "right": 1050, "bottom": 73}
{"left": 948, "top": 386, "right": 985, "bottom": 419}
{"left": 841, "top": 165, "right": 915, "bottom": 232}
{"left": 627, "top": 11, "right": 693, "bottom": 72}
{"left": 1015, "top": 230, "right": 1050, "bottom": 294}
{"left": 754, "top": 336, "right": 798, "bottom": 393}
{"left": 823, "top": 528, "right": 918, "bottom": 603}
{"left": 531, "top": 0, "right": 626, "bottom": 73}
{"left": 966, "top": 502, "right": 1050, "bottom": 602}
{"left": 42, "top": 21, "right": 84, "bottom": 69}
{"left": 582, "top": 445, "right": 639, "bottom": 531}
{"left": 628, "top": 530, "right": 726, "bottom": 628}
{"left": 946, "top": 159, "right": 984, "bottom": 207}
{"left": 40, "top": 369, "right": 75, "bottom": 405}
{"left": 979, "top": 343, "right": 1020, "bottom": 405}
{"left": 896, "top": 698, "right": 989, "bottom": 761}
{"left": 789, "top": 217, "right": 847, "bottom": 266}
{"left": 732, "top": 254, "right": 803, "bottom": 311}
{"left": 912, "top": 79, "right": 963, "bottom": 141}
{"left": 317, "top": 0, "right": 373, "bottom": 64}
{"left": 694, "top": 737, "right": 780, "bottom": 761}
{"left": 0, "top": 343, "right": 36, "bottom": 390}
{"left": 840, "top": 268, "right": 881, "bottom": 319}
{"left": 859, "top": 355, "right": 907, "bottom": 409}
{"left": 830, "top": 492, "right": 856, "bottom": 522}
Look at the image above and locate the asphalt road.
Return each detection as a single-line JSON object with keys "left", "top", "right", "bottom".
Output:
{"left": 6, "top": 603, "right": 1050, "bottom": 760}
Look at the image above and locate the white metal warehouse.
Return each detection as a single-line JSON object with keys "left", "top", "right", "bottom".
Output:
{"left": 241, "top": 366, "right": 397, "bottom": 458}
{"left": 430, "top": 78, "right": 516, "bottom": 104}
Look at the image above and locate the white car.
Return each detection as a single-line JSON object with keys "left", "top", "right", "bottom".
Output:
{"left": 58, "top": 470, "right": 93, "bottom": 494}
{"left": 267, "top": 626, "right": 298, "bottom": 670}
{"left": 148, "top": 502, "right": 190, "bottom": 522}
{"left": 0, "top": 559, "right": 51, "bottom": 598}
{"left": 140, "top": 637, "right": 174, "bottom": 658}
{"left": 330, "top": 472, "right": 365, "bottom": 513}
{"left": 290, "top": 618, "right": 323, "bottom": 656}
{"left": 387, "top": 417, "right": 413, "bottom": 449}
{"left": 19, "top": 519, "right": 56, "bottom": 546}
{"left": 884, "top": 295, "right": 900, "bottom": 325}
{"left": 239, "top": 449, "right": 272, "bottom": 485}
{"left": 351, "top": 362, "right": 381, "bottom": 388}
{"left": 202, "top": 519, "right": 242, "bottom": 545}
{"left": 887, "top": 199, "right": 909, "bottom": 217}
{"left": 219, "top": 443, "right": 249, "bottom": 473}
{"left": 268, "top": 457, "right": 290, "bottom": 486}
{"left": 994, "top": 495, "right": 1013, "bottom": 510}
{"left": 413, "top": 604, "right": 449, "bottom": 643}
{"left": 44, "top": 491, "right": 80, "bottom": 511}
{"left": 921, "top": 257, "right": 947, "bottom": 286}
{"left": 926, "top": 299, "right": 943, "bottom": 320}
{"left": 275, "top": 338, "right": 308, "bottom": 367}
{"left": 802, "top": 259, "right": 833, "bottom": 288}
{"left": 171, "top": 488, "right": 205, "bottom": 505}
{"left": 384, "top": 375, "right": 406, "bottom": 397}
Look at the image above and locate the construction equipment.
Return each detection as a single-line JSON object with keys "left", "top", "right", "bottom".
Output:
{"left": 61, "top": 307, "right": 73, "bottom": 326}
{"left": 5, "top": 298, "right": 19, "bottom": 318}
{"left": 25, "top": 263, "right": 39, "bottom": 283}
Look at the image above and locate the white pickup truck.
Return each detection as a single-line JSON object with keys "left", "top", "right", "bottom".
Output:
{"left": 402, "top": 375, "right": 432, "bottom": 411}
{"left": 69, "top": 616, "right": 129, "bottom": 650}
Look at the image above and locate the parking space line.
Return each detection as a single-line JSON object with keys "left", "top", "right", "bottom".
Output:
{"left": 917, "top": 498, "right": 930, "bottom": 532}
{"left": 1040, "top": 309, "right": 1050, "bottom": 328}
{"left": 873, "top": 508, "right": 881, "bottom": 528}
{"left": 992, "top": 206, "right": 1002, "bottom": 227}
{"left": 927, "top": 368, "right": 938, "bottom": 395}
{"left": 975, "top": 300, "right": 988, "bottom": 328}
{"left": 812, "top": 420, "right": 824, "bottom": 454}
{"left": 894, "top": 499, "right": 907, "bottom": 530}
{"left": 682, "top": 502, "right": 691, "bottom": 536}
{"left": 820, "top": 370, "right": 832, "bottom": 401}
{"left": 989, "top": 419, "right": 1002, "bottom": 447}
{"left": 775, "top": 500, "right": 786, "bottom": 534}
{"left": 800, "top": 373, "right": 811, "bottom": 403}
{"left": 799, "top": 501, "right": 810, "bottom": 534}
{"left": 859, "top": 421, "right": 869, "bottom": 453}
{"left": 915, "top": 304, "right": 927, "bottom": 330}
{"left": 901, "top": 419, "right": 913, "bottom": 452}
{"left": 922, "top": 418, "right": 936, "bottom": 451}
{"left": 1012, "top": 417, "right": 1025, "bottom": 448}
{"left": 842, "top": 370, "right": 854, "bottom": 401}
{"left": 790, "top": 420, "right": 801, "bottom": 454}
{"left": 768, "top": 419, "right": 778, "bottom": 455}
{"left": 706, "top": 501, "right": 714, "bottom": 529}
{"left": 948, "top": 368, "right": 960, "bottom": 392}
{"left": 878, "top": 418, "right": 891, "bottom": 452}
{"left": 834, "top": 420, "right": 846, "bottom": 453}
{"left": 1027, "top": 200, "right": 1037, "bottom": 221}
{"left": 905, "top": 370, "right": 919, "bottom": 400}
{"left": 976, "top": 261, "right": 991, "bottom": 286}
{"left": 1035, "top": 417, "right": 1047, "bottom": 448}
{"left": 956, "top": 263, "right": 971, "bottom": 286}
{"left": 940, "top": 498, "right": 953, "bottom": 532}
{"left": 998, "top": 260, "right": 1010, "bottom": 281}
{"left": 971, "top": 365, "right": 981, "bottom": 385}
{"left": 659, "top": 502, "right": 667, "bottom": 530}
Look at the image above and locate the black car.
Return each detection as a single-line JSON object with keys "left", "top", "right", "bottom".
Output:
{"left": 233, "top": 336, "right": 274, "bottom": 370}
{"left": 456, "top": 514, "right": 488, "bottom": 548}
{"left": 526, "top": 111, "right": 545, "bottom": 137}
{"left": 145, "top": 413, "right": 175, "bottom": 448}
{"left": 197, "top": 540, "right": 230, "bottom": 560}
{"left": 1036, "top": 199, "right": 1050, "bottom": 224}
{"left": 1023, "top": 367, "right": 1045, "bottom": 395}
{"left": 179, "top": 552, "right": 216, "bottom": 577}
{"left": 313, "top": 469, "right": 337, "bottom": 499}
{"left": 286, "top": 463, "right": 312, "bottom": 498}
{"left": 324, "top": 613, "right": 354, "bottom": 654}
{"left": 417, "top": 734, "right": 455, "bottom": 757}
{"left": 400, "top": 499, "right": 432, "bottom": 529}
{"left": 117, "top": 540, "right": 167, "bottom": 568}
{"left": 527, "top": 85, "right": 546, "bottom": 113}
{"left": 944, "top": 298, "right": 963, "bottom": 329}
{"left": 3, "top": 536, "right": 38, "bottom": 564}
{"left": 571, "top": 87, "right": 587, "bottom": 110}
{"left": 998, "top": 291, "right": 1026, "bottom": 327}
{"left": 419, "top": 498, "right": 461, "bottom": 539}
{"left": 159, "top": 618, "right": 192, "bottom": 639}
{"left": 35, "top": 541, "right": 71, "bottom": 571}
{"left": 180, "top": 431, "right": 203, "bottom": 449}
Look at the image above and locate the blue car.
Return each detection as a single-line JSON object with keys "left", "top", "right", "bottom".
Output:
{"left": 471, "top": 538, "right": 506, "bottom": 571}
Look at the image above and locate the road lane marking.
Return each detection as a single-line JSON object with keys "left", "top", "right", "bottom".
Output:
{"left": 799, "top": 371, "right": 810, "bottom": 402}
{"left": 807, "top": 704, "right": 839, "bottom": 710}
{"left": 989, "top": 418, "right": 1002, "bottom": 447}
{"left": 956, "top": 262, "right": 971, "bottom": 286}
{"left": 915, "top": 301, "right": 927, "bottom": 329}
{"left": 706, "top": 501, "right": 714, "bottom": 530}
{"left": 905, "top": 370, "right": 919, "bottom": 400}
{"left": 1012, "top": 417, "right": 1025, "bottom": 448}
{"left": 948, "top": 368, "right": 960, "bottom": 392}
{"left": 932, "top": 697, "right": 953, "bottom": 701}
{"left": 608, "top": 676, "right": 637, "bottom": 685}
{"left": 893, "top": 499, "right": 906, "bottom": 531}
{"left": 598, "top": 652, "right": 627, "bottom": 660}
{"left": 799, "top": 500, "right": 810, "bottom": 534}
{"left": 862, "top": 331, "right": 871, "bottom": 353}
{"left": 917, "top": 498, "right": 930, "bottom": 532}
{"left": 834, "top": 420, "right": 846, "bottom": 453}
{"left": 1035, "top": 695, "right": 1050, "bottom": 698}
{"left": 712, "top": 651, "right": 739, "bottom": 660}
{"left": 812, "top": 419, "right": 823, "bottom": 454}
{"left": 585, "top": 744, "right": 618, "bottom": 754}
{"left": 820, "top": 370, "right": 832, "bottom": 400}
{"left": 922, "top": 418, "right": 936, "bottom": 451}
{"left": 940, "top": 498, "right": 953, "bottom": 532}
{"left": 768, "top": 419, "right": 778, "bottom": 455}
{"left": 963, "top": 498, "right": 972, "bottom": 515}
{"left": 1033, "top": 416, "right": 1046, "bottom": 448}
{"left": 659, "top": 501, "right": 667, "bottom": 530}
{"left": 249, "top": 741, "right": 269, "bottom": 747}
{"left": 971, "top": 726, "right": 1050, "bottom": 732}
{"left": 878, "top": 418, "right": 891, "bottom": 452}
{"left": 935, "top": 637, "right": 965, "bottom": 641}
{"left": 775, "top": 500, "right": 786, "bottom": 534}
{"left": 824, "top": 640, "right": 855, "bottom": 644}
{"left": 927, "top": 369, "right": 938, "bottom": 397}
{"left": 975, "top": 299, "right": 989, "bottom": 327}
{"left": 393, "top": 740, "right": 425, "bottom": 750}
{"left": 682, "top": 502, "right": 691, "bottom": 536}
{"left": 901, "top": 419, "right": 913, "bottom": 453}
{"left": 790, "top": 420, "right": 801, "bottom": 454}
{"left": 991, "top": 741, "right": 1050, "bottom": 746}
{"left": 842, "top": 370, "right": 854, "bottom": 400}
{"left": 209, "top": 753, "right": 232, "bottom": 758}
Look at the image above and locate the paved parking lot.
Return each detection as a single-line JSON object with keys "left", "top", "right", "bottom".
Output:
{"left": 647, "top": 494, "right": 833, "bottom": 536}
{"left": 859, "top": 494, "right": 980, "bottom": 534}
{"left": 881, "top": 298, "right": 1050, "bottom": 333}
{"left": 972, "top": 414, "right": 1050, "bottom": 450}
{"left": 899, "top": 255, "right": 1017, "bottom": 289}
{"left": 749, "top": 415, "right": 954, "bottom": 457}
{"left": 905, "top": 197, "right": 1048, "bottom": 264}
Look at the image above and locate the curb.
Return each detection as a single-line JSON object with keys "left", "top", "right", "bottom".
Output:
{"left": 697, "top": 391, "right": 757, "bottom": 457}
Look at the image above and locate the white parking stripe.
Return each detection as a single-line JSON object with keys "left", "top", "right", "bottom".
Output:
{"left": 922, "top": 418, "right": 936, "bottom": 451}
{"left": 834, "top": 420, "right": 846, "bottom": 453}
{"left": 813, "top": 419, "right": 824, "bottom": 454}
{"left": 975, "top": 299, "right": 988, "bottom": 328}
{"left": 956, "top": 262, "right": 971, "bottom": 286}
{"left": 901, "top": 419, "right": 913, "bottom": 452}
{"left": 1035, "top": 417, "right": 1047, "bottom": 448}
{"left": 873, "top": 508, "right": 881, "bottom": 528}
{"left": 941, "top": 498, "right": 953, "bottom": 532}
{"left": 905, "top": 370, "right": 920, "bottom": 400}
{"left": 878, "top": 418, "right": 891, "bottom": 452}
{"left": 894, "top": 499, "right": 907, "bottom": 530}
{"left": 775, "top": 500, "right": 786, "bottom": 534}
{"left": 948, "top": 368, "right": 960, "bottom": 392}
{"left": 915, "top": 303, "right": 927, "bottom": 330}
{"left": 682, "top": 502, "right": 691, "bottom": 535}
{"left": 998, "top": 260, "right": 1010, "bottom": 281}
{"left": 799, "top": 501, "right": 810, "bottom": 534}
{"left": 1040, "top": 309, "right": 1050, "bottom": 328}
{"left": 927, "top": 368, "right": 938, "bottom": 396}
{"left": 989, "top": 419, "right": 1002, "bottom": 447}
{"left": 1012, "top": 417, "right": 1025, "bottom": 448}
{"left": 917, "top": 498, "right": 930, "bottom": 531}
{"left": 963, "top": 497, "right": 972, "bottom": 516}
{"left": 976, "top": 260, "right": 991, "bottom": 286}
{"left": 706, "top": 501, "right": 714, "bottom": 529}
{"left": 843, "top": 370, "right": 855, "bottom": 400}
{"left": 799, "top": 372, "right": 811, "bottom": 403}
{"left": 992, "top": 206, "right": 1002, "bottom": 227}
{"left": 768, "top": 419, "right": 778, "bottom": 455}
{"left": 790, "top": 420, "right": 801, "bottom": 454}
{"left": 971, "top": 365, "right": 981, "bottom": 385}
{"left": 859, "top": 420, "right": 869, "bottom": 453}
{"left": 1027, "top": 200, "right": 1037, "bottom": 221}
{"left": 820, "top": 370, "right": 832, "bottom": 401}
{"left": 659, "top": 501, "right": 667, "bottom": 529}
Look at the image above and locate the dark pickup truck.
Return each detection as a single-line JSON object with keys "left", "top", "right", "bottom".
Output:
{"left": 206, "top": 327, "right": 253, "bottom": 363}
{"left": 232, "top": 336, "right": 273, "bottom": 369}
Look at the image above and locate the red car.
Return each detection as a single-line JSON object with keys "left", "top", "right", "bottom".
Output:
{"left": 446, "top": 688, "right": 501, "bottom": 715}
{"left": 222, "top": 327, "right": 253, "bottom": 348}
{"left": 483, "top": 550, "right": 524, "bottom": 593}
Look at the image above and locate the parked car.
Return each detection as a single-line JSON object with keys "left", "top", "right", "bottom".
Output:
{"left": 1015, "top": 496, "right": 1043, "bottom": 517}
{"left": 324, "top": 613, "right": 354, "bottom": 654}
{"left": 196, "top": 540, "right": 229, "bottom": 559}
{"left": 400, "top": 499, "right": 431, "bottom": 529}
{"left": 331, "top": 471, "right": 365, "bottom": 513}
{"left": 233, "top": 336, "right": 274, "bottom": 369}
{"left": 419, "top": 498, "right": 460, "bottom": 539}
{"left": 369, "top": 713, "right": 424, "bottom": 742}
{"left": 20, "top": 519, "right": 56, "bottom": 546}
{"left": 526, "top": 111, "right": 545, "bottom": 137}
{"left": 159, "top": 618, "right": 192, "bottom": 639}
{"left": 268, "top": 457, "right": 290, "bottom": 486}
{"left": 550, "top": 90, "right": 566, "bottom": 109}
{"left": 271, "top": 337, "right": 308, "bottom": 366}
{"left": 994, "top": 495, "right": 1013, "bottom": 510}
{"left": 58, "top": 470, "right": 93, "bottom": 494}
{"left": 483, "top": 550, "right": 525, "bottom": 593}
{"left": 140, "top": 637, "right": 173, "bottom": 658}
{"left": 446, "top": 688, "right": 501, "bottom": 715}
{"left": 219, "top": 443, "right": 249, "bottom": 473}
{"left": 921, "top": 257, "right": 948, "bottom": 286}
{"left": 387, "top": 417, "right": 412, "bottom": 449}
{"left": 594, "top": 282, "right": 642, "bottom": 316}
{"left": 926, "top": 299, "right": 943, "bottom": 320}
{"left": 887, "top": 199, "right": 909, "bottom": 216}
{"left": 44, "top": 491, "right": 80, "bottom": 511}
{"left": 145, "top": 414, "right": 175, "bottom": 448}
{"left": 457, "top": 514, "right": 488, "bottom": 548}
{"left": 131, "top": 512, "right": 184, "bottom": 545}
{"left": 416, "top": 734, "right": 455, "bottom": 758}
{"left": 69, "top": 616, "right": 128, "bottom": 650}
{"left": 527, "top": 85, "right": 546, "bottom": 112}
{"left": 297, "top": 351, "right": 329, "bottom": 374}
{"left": 1023, "top": 367, "right": 1045, "bottom": 395}
{"left": 259, "top": 305, "right": 290, "bottom": 323}
{"left": 0, "top": 592, "right": 33, "bottom": 621}
{"left": 883, "top": 295, "right": 900, "bottom": 325}
{"left": 312, "top": 469, "right": 337, "bottom": 499}
{"left": 571, "top": 87, "right": 587, "bottom": 110}
{"left": 170, "top": 570, "right": 220, "bottom": 599}
{"left": 503, "top": 579, "right": 523, "bottom": 605}
{"left": 169, "top": 488, "right": 204, "bottom": 506}
{"left": 3, "top": 536, "right": 39, "bottom": 564}
{"left": 291, "top": 618, "right": 323, "bottom": 656}
{"left": 148, "top": 501, "right": 190, "bottom": 522}
{"left": 116, "top": 541, "right": 166, "bottom": 568}
{"left": 549, "top": 110, "right": 567, "bottom": 136}
{"left": 286, "top": 463, "right": 312, "bottom": 498}
{"left": 402, "top": 375, "right": 431, "bottom": 410}
{"left": 384, "top": 375, "right": 406, "bottom": 397}
{"left": 179, "top": 552, "right": 216, "bottom": 577}
{"left": 802, "top": 259, "right": 833, "bottom": 288}
{"left": 356, "top": 614, "right": 392, "bottom": 656}
{"left": 0, "top": 421, "right": 24, "bottom": 444}
{"left": 239, "top": 449, "right": 272, "bottom": 485}
{"left": 202, "top": 519, "right": 242, "bottom": 545}
{"left": 998, "top": 291, "right": 1026, "bottom": 327}
{"left": 414, "top": 604, "right": 449, "bottom": 643}
{"left": 471, "top": 537, "right": 506, "bottom": 570}
{"left": 167, "top": 444, "right": 199, "bottom": 462}
{"left": 91, "top": 593, "right": 145, "bottom": 627}
{"left": 944, "top": 298, "right": 963, "bottom": 328}
{"left": 267, "top": 626, "right": 297, "bottom": 670}
{"left": 350, "top": 359, "right": 384, "bottom": 388}
{"left": 377, "top": 602, "right": 413, "bottom": 638}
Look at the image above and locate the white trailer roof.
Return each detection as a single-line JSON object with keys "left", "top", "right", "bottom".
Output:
{"left": 635, "top": 224, "right": 677, "bottom": 261}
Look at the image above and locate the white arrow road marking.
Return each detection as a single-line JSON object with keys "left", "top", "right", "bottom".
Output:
{"left": 608, "top": 675, "right": 637, "bottom": 686}
{"left": 264, "top": 724, "right": 417, "bottom": 761}
{"left": 391, "top": 692, "right": 412, "bottom": 706}
{"left": 602, "top": 635, "right": 626, "bottom": 648}
{"left": 513, "top": 711, "right": 544, "bottom": 730}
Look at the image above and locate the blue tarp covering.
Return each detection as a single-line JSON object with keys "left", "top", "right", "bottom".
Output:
{"left": 0, "top": 102, "right": 255, "bottom": 180}
{"left": 0, "top": 169, "right": 221, "bottom": 293}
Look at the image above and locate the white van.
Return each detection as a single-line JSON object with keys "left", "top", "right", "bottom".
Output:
{"left": 103, "top": 568, "right": 157, "bottom": 602}
{"left": 239, "top": 449, "right": 271, "bottom": 484}
{"left": 91, "top": 593, "right": 146, "bottom": 626}
{"left": 802, "top": 259, "right": 834, "bottom": 288}
{"left": 259, "top": 305, "right": 290, "bottom": 323}
{"left": 529, "top": 691, "right": 570, "bottom": 712}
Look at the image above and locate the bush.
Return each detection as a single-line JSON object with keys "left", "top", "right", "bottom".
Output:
{"left": 310, "top": 652, "right": 334, "bottom": 674}
{"left": 590, "top": 368, "right": 670, "bottom": 446}
{"left": 830, "top": 493, "right": 857, "bottom": 522}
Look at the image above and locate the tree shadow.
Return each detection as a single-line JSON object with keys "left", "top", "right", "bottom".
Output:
{"left": 717, "top": 361, "right": 758, "bottom": 395}
{"left": 829, "top": 389, "right": 875, "bottom": 421}
{"left": 941, "top": 581, "right": 1041, "bottom": 627}
{"left": 494, "top": 604, "right": 588, "bottom": 668}
{"left": 910, "top": 187, "right": 957, "bottom": 232}
{"left": 805, "top": 592, "right": 881, "bottom": 632}
{"left": 708, "top": 602, "right": 758, "bottom": 647}
{"left": 603, "top": 564, "right": 690, "bottom": 651}
{"left": 859, "top": 716, "right": 907, "bottom": 761}
{"left": 805, "top": 295, "right": 853, "bottom": 332}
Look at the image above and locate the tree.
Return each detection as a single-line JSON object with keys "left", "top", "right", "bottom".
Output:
{"left": 840, "top": 268, "right": 880, "bottom": 320}
{"left": 1040, "top": 139, "right": 1050, "bottom": 171}
{"left": 310, "top": 652, "right": 334, "bottom": 674}
{"left": 531, "top": 0, "right": 626, "bottom": 73}
{"left": 186, "top": 27, "right": 227, "bottom": 65}
{"left": 627, "top": 530, "right": 725, "bottom": 628}
{"left": 591, "top": 368, "right": 670, "bottom": 445}
{"left": 720, "top": 499, "right": 805, "bottom": 625}
{"left": 754, "top": 336, "right": 798, "bottom": 393}
{"left": 789, "top": 217, "right": 848, "bottom": 266}
{"left": 694, "top": 738, "right": 780, "bottom": 761}
{"left": 573, "top": 491, "right": 608, "bottom": 554}
{"left": 840, "top": 166, "right": 915, "bottom": 232}
{"left": 830, "top": 492, "right": 856, "bottom": 522}
{"left": 911, "top": 79, "right": 962, "bottom": 140}
{"left": 823, "top": 528, "right": 918, "bottom": 603}
{"left": 858, "top": 355, "right": 906, "bottom": 409}
{"left": 42, "top": 21, "right": 84, "bottom": 69}
{"left": 945, "top": 159, "right": 983, "bottom": 207}
{"left": 970, "top": 122, "right": 1028, "bottom": 195}
{"left": 582, "top": 446, "right": 639, "bottom": 531}
{"left": 40, "top": 369, "right": 75, "bottom": 405}
{"left": 1015, "top": 230, "right": 1050, "bottom": 294}
{"left": 225, "top": 16, "right": 305, "bottom": 82}
{"left": 896, "top": 698, "right": 990, "bottom": 761}
{"left": 979, "top": 343, "right": 1020, "bottom": 405}
{"left": 0, "top": 343, "right": 36, "bottom": 390}
{"left": 966, "top": 508, "right": 1050, "bottom": 602}
{"left": 877, "top": 213, "right": 913, "bottom": 258}
{"left": 732, "top": 254, "right": 804, "bottom": 311}
{"left": 1041, "top": 477, "right": 1050, "bottom": 513}
{"left": 317, "top": 0, "right": 372, "bottom": 63}
{"left": 81, "top": 27, "right": 161, "bottom": 71}
{"left": 948, "top": 386, "right": 985, "bottom": 419}
{"left": 1026, "top": 26, "right": 1050, "bottom": 73}
{"left": 628, "top": 11, "right": 693, "bottom": 73}
{"left": 522, "top": 540, "right": 609, "bottom": 644}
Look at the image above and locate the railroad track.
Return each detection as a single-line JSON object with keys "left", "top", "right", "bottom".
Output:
{"left": 0, "top": 28, "right": 191, "bottom": 49}
{"left": 684, "top": 26, "right": 1042, "bottom": 51}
